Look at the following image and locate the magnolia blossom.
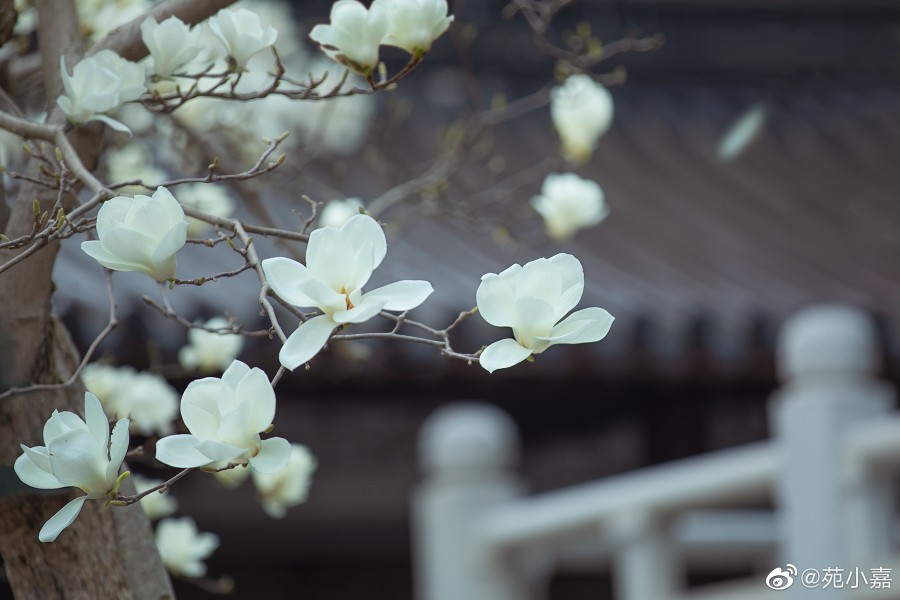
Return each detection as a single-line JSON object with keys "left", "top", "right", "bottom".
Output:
{"left": 58, "top": 50, "right": 146, "bottom": 133}
{"left": 156, "top": 517, "right": 219, "bottom": 577}
{"left": 718, "top": 105, "right": 766, "bottom": 161}
{"left": 178, "top": 317, "right": 245, "bottom": 373}
{"left": 78, "top": 0, "right": 152, "bottom": 42}
{"left": 141, "top": 15, "right": 203, "bottom": 78}
{"left": 120, "top": 372, "right": 179, "bottom": 436}
{"left": 476, "top": 253, "right": 614, "bottom": 372}
{"left": 252, "top": 444, "right": 317, "bottom": 518}
{"left": 133, "top": 474, "right": 178, "bottom": 520}
{"left": 155, "top": 360, "right": 291, "bottom": 473}
{"left": 14, "top": 393, "right": 130, "bottom": 542}
{"left": 376, "top": 0, "right": 453, "bottom": 56}
{"left": 531, "top": 173, "right": 609, "bottom": 241}
{"left": 262, "top": 214, "right": 434, "bottom": 369}
{"left": 176, "top": 183, "right": 235, "bottom": 236}
{"left": 309, "top": 0, "right": 389, "bottom": 76}
{"left": 81, "top": 187, "right": 188, "bottom": 282}
{"left": 105, "top": 143, "right": 167, "bottom": 193}
{"left": 82, "top": 362, "right": 137, "bottom": 416}
{"left": 319, "top": 198, "right": 364, "bottom": 228}
{"left": 208, "top": 7, "right": 278, "bottom": 69}
{"left": 550, "top": 74, "right": 614, "bottom": 164}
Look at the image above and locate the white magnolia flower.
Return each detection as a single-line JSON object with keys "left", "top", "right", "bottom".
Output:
{"left": 309, "top": 0, "right": 389, "bottom": 76}
{"left": 178, "top": 317, "right": 245, "bottom": 373}
{"left": 376, "top": 0, "right": 453, "bottom": 56}
{"left": 118, "top": 372, "right": 179, "bottom": 436}
{"left": 105, "top": 143, "right": 167, "bottom": 193}
{"left": 476, "top": 253, "right": 614, "bottom": 372}
{"left": 155, "top": 517, "right": 219, "bottom": 578}
{"left": 531, "top": 173, "right": 609, "bottom": 241}
{"left": 262, "top": 214, "right": 434, "bottom": 369}
{"left": 133, "top": 474, "right": 178, "bottom": 520}
{"left": 208, "top": 7, "right": 278, "bottom": 69}
{"left": 14, "top": 393, "right": 130, "bottom": 542}
{"left": 81, "top": 187, "right": 189, "bottom": 282}
{"left": 155, "top": 360, "right": 291, "bottom": 473}
{"left": 81, "top": 362, "right": 137, "bottom": 417}
{"left": 176, "top": 183, "right": 236, "bottom": 237}
{"left": 141, "top": 15, "right": 203, "bottom": 78}
{"left": 58, "top": 51, "right": 147, "bottom": 133}
{"left": 319, "top": 198, "right": 364, "bottom": 228}
{"left": 252, "top": 444, "right": 317, "bottom": 518}
{"left": 78, "top": 0, "right": 153, "bottom": 42}
{"left": 550, "top": 74, "right": 614, "bottom": 164}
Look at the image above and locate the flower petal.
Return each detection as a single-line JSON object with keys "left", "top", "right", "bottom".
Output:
{"left": 331, "top": 294, "right": 388, "bottom": 324}
{"left": 279, "top": 314, "right": 337, "bottom": 370}
{"left": 106, "top": 419, "right": 130, "bottom": 483}
{"left": 235, "top": 367, "right": 275, "bottom": 435}
{"left": 476, "top": 264, "right": 521, "bottom": 327}
{"left": 221, "top": 359, "right": 251, "bottom": 390}
{"left": 365, "top": 280, "right": 434, "bottom": 311}
{"left": 80, "top": 240, "right": 145, "bottom": 274}
{"left": 39, "top": 495, "right": 88, "bottom": 543}
{"left": 48, "top": 428, "right": 107, "bottom": 491}
{"left": 341, "top": 214, "right": 386, "bottom": 269}
{"left": 479, "top": 338, "right": 533, "bottom": 373}
{"left": 83, "top": 392, "right": 109, "bottom": 451}
{"left": 14, "top": 450, "right": 65, "bottom": 490}
{"left": 196, "top": 439, "right": 246, "bottom": 463}
{"left": 248, "top": 437, "right": 291, "bottom": 474}
{"left": 262, "top": 257, "right": 317, "bottom": 308}
{"left": 539, "top": 307, "right": 614, "bottom": 346}
{"left": 43, "top": 410, "right": 86, "bottom": 444}
{"left": 155, "top": 434, "right": 211, "bottom": 468}
{"left": 180, "top": 378, "right": 225, "bottom": 439}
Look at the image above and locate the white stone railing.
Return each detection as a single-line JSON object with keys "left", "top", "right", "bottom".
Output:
{"left": 412, "top": 305, "right": 900, "bottom": 599}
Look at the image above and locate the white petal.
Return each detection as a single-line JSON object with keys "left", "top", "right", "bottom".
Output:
{"left": 365, "top": 280, "right": 434, "bottom": 311}
{"left": 180, "top": 378, "right": 225, "bottom": 439}
{"left": 262, "top": 257, "right": 317, "bottom": 308}
{"left": 14, "top": 451, "right": 65, "bottom": 490}
{"left": 221, "top": 359, "right": 251, "bottom": 390}
{"left": 88, "top": 114, "right": 133, "bottom": 135}
{"left": 83, "top": 392, "right": 109, "bottom": 451}
{"left": 331, "top": 294, "right": 388, "bottom": 324}
{"left": 43, "top": 410, "right": 85, "bottom": 444}
{"left": 479, "top": 338, "right": 533, "bottom": 373}
{"left": 341, "top": 214, "right": 386, "bottom": 268}
{"left": 235, "top": 368, "right": 275, "bottom": 435}
{"left": 248, "top": 437, "right": 291, "bottom": 473}
{"left": 279, "top": 314, "right": 337, "bottom": 370}
{"left": 48, "top": 428, "right": 106, "bottom": 491}
{"left": 155, "top": 434, "right": 211, "bottom": 468}
{"left": 80, "top": 240, "right": 145, "bottom": 274}
{"left": 539, "top": 307, "right": 614, "bottom": 346}
{"left": 476, "top": 267, "right": 519, "bottom": 327}
{"left": 106, "top": 419, "right": 130, "bottom": 484}
{"left": 39, "top": 495, "right": 88, "bottom": 543}
{"left": 196, "top": 439, "right": 245, "bottom": 463}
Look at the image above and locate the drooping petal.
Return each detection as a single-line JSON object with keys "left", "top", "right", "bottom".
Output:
{"left": 80, "top": 240, "right": 144, "bottom": 274}
{"left": 155, "top": 434, "right": 211, "bottom": 468}
{"left": 87, "top": 114, "right": 133, "bottom": 135}
{"left": 261, "top": 257, "right": 317, "bottom": 308}
{"left": 39, "top": 495, "right": 88, "bottom": 543}
{"left": 235, "top": 367, "right": 276, "bottom": 435}
{"left": 479, "top": 338, "right": 534, "bottom": 373}
{"left": 278, "top": 314, "right": 337, "bottom": 370}
{"left": 14, "top": 451, "right": 65, "bottom": 489}
{"left": 365, "top": 280, "right": 434, "bottom": 311}
{"left": 105, "top": 419, "right": 130, "bottom": 484}
{"left": 248, "top": 437, "right": 291, "bottom": 474}
{"left": 83, "top": 392, "right": 109, "bottom": 451}
{"left": 540, "top": 307, "right": 614, "bottom": 346}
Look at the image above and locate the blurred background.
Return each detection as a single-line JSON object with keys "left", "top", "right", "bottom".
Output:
{"left": 5, "top": 0, "right": 900, "bottom": 597}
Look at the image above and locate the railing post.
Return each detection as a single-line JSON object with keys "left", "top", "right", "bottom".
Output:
{"left": 771, "top": 305, "right": 892, "bottom": 598}
{"left": 412, "top": 403, "right": 528, "bottom": 600}
{"left": 609, "top": 510, "right": 680, "bottom": 600}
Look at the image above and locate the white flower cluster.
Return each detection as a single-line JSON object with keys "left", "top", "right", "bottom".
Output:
{"left": 531, "top": 173, "right": 609, "bottom": 241}
{"left": 82, "top": 363, "right": 179, "bottom": 436}
{"left": 550, "top": 74, "right": 614, "bottom": 164}
{"left": 310, "top": 0, "right": 454, "bottom": 76}
{"left": 178, "top": 317, "right": 245, "bottom": 373}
